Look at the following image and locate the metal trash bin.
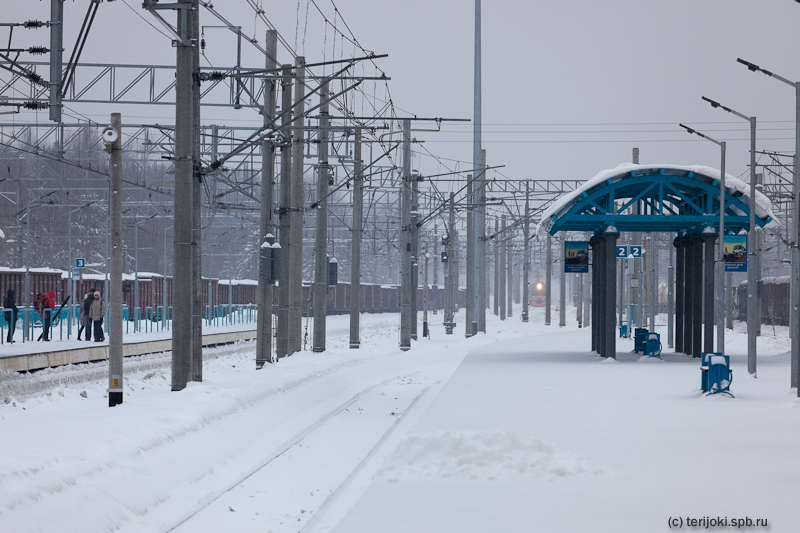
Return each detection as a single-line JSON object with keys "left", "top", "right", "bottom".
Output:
{"left": 645, "top": 332, "right": 662, "bottom": 357}
{"left": 634, "top": 328, "right": 648, "bottom": 353}
{"left": 700, "top": 352, "right": 733, "bottom": 396}
{"left": 700, "top": 352, "right": 716, "bottom": 392}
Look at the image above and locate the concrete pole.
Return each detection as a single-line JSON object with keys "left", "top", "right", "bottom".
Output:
{"left": 605, "top": 228, "right": 619, "bottom": 358}
{"left": 349, "top": 129, "right": 363, "bottom": 348}
{"left": 499, "top": 219, "right": 507, "bottom": 321}
{"left": 649, "top": 237, "right": 656, "bottom": 331}
{"left": 545, "top": 234, "right": 552, "bottom": 325}
{"left": 473, "top": 0, "right": 483, "bottom": 334}
{"left": 465, "top": 176, "right": 474, "bottom": 334}
{"left": 423, "top": 242, "right": 429, "bottom": 338}
{"left": 668, "top": 242, "right": 674, "bottom": 348}
{"left": 584, "top": 263, "right": 591, "bottom": 329}
{"left": 171, "top": 3, "right": 196, "bottom": 391}
{"left": 589, "top": 235, "right": 600, "bottom": 352}
{"left": 400, "top": 120, "right": 412, "bottom": 350}
{"left": 746, "top": 117, "right": 758, "bottom": 375}
{"left": 433, "top": 235, "right": 439, "bottom": 315}
{"left": 411, "top": 171, "right": 420, "bottom": 341}
{"left": 631, "top": 148, "right": 641, "bottom": 329}
{"left": 675, "top": 236, "right": 684, "bottom": 353}
{"left": 507, "top": 235, "right": 513, "bottom": 318}
{"left": 162, "top": 228, "right": 169, "bottom": 331}
{"left": 726, "top": 272, "right": 734, "bottom": 330}
{"left": 692, "top": 237, "right": 703, "bottom": 357}
{"left": 276, "top": 63, "right": 293, "bottom": 359}
{"left": 134, "top": 226, "right": 139, "bottom": 332}
{"left": 288, "top": 57, "right": 306, "bottom": 355}
{"left": 793, "top": 89, "right": 800, "bottom": 392}
{"left": 717, "top": 141, "right": 726, "bottom": 355}
{"left": 312, "top": 82, "right": 330, "bottom": 353}
{"left": 492, "top": 219, "right": 500, "bottom": 316}
{"left": 477, "top": 150, "right": 487, "bottom": 332}
{"left": 49, "top": 0, "right": 63, "bottom": 122}
{"left": 703, "top": 230, "right": 717, "bottom": 354}
{"left": 522, "top": 181, "right": 530, "bottom": 323}
{"left": 108, "top": 113, "right": 123, "bottom": 406}
{"left": 597, "top": 235, "right": 606, "bottom": 355}
{"left": 445, "top": 192, "right": 455, "bottom": 334}
{"left": 559, "top": 238, "right": 566, "bottom": 327}
{"left": 190, "top": 3, "right": 202, "bottom": 382}
{"left": 256, "top": 29, "right": 278, "bottom": 368}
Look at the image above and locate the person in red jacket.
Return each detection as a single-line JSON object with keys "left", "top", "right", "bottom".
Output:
{"left": 41, "top": 290, "right": 55, "bottom": 341}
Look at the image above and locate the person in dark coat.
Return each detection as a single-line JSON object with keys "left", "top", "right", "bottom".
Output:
{"left": 90, "top": 291, "right": 106, "bottom": 342}
{"left": 3, "top": 289, "right": 18, "bottom": 343}
{"left": 41, "top": 290, "right": 56, "bottom": 341}
{"left": 77, "top": 293, "right": 91, "bottom": 341}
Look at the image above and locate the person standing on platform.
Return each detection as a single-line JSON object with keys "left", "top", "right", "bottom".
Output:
{"left": 40, "top": 290, "right": 55, "bottom": 341}
{"left": 78, "top": 292, "right": 92, "bottom": 341}
{"left": 90, "top": 291, "right": 106, "bottom": 342}
{"left": 3, "top": 289, "right": 18, "bottom": 343}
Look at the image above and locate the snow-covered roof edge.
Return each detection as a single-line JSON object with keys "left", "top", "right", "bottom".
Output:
{"left": 535, "top": 163, "right": 778, "bottom": 237}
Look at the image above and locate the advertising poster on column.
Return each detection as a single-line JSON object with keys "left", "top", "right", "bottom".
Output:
{"left": 565, "top": 241, "right": 589, "bottom": 273}
{"left": 723, "top": 235, "right": 747, "bottom": 272}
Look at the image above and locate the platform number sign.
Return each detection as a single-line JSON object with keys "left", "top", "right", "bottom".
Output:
{"left": 630, "top": 246, "right": 643, "bottom": 258}
{"left": 76, "top": 258, "right": 85, "bottom": 268}
{"left": 616, "top": 246, "right": 628, "bottom": 258}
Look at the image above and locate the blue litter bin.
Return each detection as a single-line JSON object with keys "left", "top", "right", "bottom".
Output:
{"left": 645, "top": 332, "right": 661, "bottom": 357}
{"left": 708, "top": 355, "right": 733, "bottom": 395}
{"left": 634, "top": 328, "right": 648, "bottom": 353}
{"left": 700, "top": 352, "right": 733, "bottom": 396}
{"left": 700, "top": 352, "right": 716, "bottom": 392}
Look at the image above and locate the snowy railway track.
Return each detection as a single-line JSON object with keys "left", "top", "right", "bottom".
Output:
{"left": 163, "top": 371, "right": 428, "bottom": 533}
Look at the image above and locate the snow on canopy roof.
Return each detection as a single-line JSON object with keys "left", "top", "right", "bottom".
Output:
{"left": 536, "top": 163, "right": 778, "bottom": 236}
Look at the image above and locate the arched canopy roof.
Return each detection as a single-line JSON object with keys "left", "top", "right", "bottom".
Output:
{"left": 539, "top": 163, "right": 777, "bottom": 236}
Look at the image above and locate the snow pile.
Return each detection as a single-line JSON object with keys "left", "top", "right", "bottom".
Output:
{"left": 377, "top": 430, "right": 607, "bottom": 482}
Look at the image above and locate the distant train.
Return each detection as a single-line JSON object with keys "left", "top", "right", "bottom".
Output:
{"left": 530, "top": 280, "right": 546, "bottom": 307}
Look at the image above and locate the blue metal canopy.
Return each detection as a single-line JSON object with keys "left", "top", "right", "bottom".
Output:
{"left": 541, "top": 164, "right": 776, "bottom": 236}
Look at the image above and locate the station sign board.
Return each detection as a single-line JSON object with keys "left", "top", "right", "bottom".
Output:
{"left": 564, "top": 241, "right": 589, "bottom": 273}
{"left": 724, "top": 235, "right": 747, "bottom": 272}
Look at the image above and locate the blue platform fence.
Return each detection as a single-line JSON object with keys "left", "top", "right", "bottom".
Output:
{"left": 0, "top": 304, "right": 257, "bottom": 344}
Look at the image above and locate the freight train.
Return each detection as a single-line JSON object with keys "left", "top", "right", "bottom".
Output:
{"left": 736, "top": 276, "right": 790, "bottom": 326}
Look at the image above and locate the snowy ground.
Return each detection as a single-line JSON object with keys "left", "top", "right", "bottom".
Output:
{"left": 0, "top": 306, "right": 797, "bottom": 532}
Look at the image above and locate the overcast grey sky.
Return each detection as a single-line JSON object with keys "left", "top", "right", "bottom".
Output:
{"left": 3, "top": 0, "right": 800, "bottom": 189}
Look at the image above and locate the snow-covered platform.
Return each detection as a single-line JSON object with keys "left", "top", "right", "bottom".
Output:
{"left": 331, "top": 327, "right": 799, "bottom": 533}
{"left": 0, "top": 325, "right": 256, "bottom": 372}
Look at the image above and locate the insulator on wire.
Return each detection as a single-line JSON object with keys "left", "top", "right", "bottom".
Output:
{"left": 23, "top": 100, "right": 48, "bottom": 110}
{"left": 28, "top": 46, "right": 48, "bottom": 55}
{"left": 23, "top": 20, "right": 46, "bottom": 29}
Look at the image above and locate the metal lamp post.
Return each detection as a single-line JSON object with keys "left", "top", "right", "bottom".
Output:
{"left": 679, "top": 124, "right": 726, "bottom": 355}
{"left": 701, "top": 96, "right": 758, "bottom": 375}
{"left": 737, "top": 58, "right": 800, "bottom": 390}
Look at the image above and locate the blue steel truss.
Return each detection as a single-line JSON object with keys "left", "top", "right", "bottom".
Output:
{"left": 544, "top": 167, "right": 773, "bottom": 236}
